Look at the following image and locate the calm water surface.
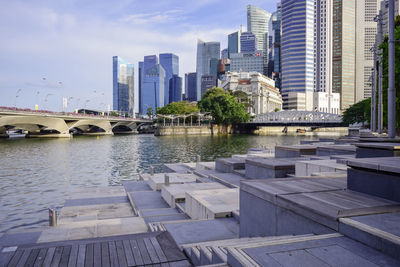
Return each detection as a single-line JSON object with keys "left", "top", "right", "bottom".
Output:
{"left": 0, "top": 133, "right": 343, "bottom": 233}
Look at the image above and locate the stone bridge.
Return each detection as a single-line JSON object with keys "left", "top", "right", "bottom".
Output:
{"left": 0, "top": 108, "right": 152, "bottom": 138}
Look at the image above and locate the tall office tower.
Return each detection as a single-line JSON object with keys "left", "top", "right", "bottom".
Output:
{"left": 140, "top": 55, "right": 165, "bottom": 114}
{"left": 332, "top": 0, "right": 356, "bottom": 111}
{"left": 355, "top": 0, "right": 380, "bottom": 102}
{"left": 138, "top": 61, "right": 143, "bottom": 115}
{"left": 201, "top": 75, "right": 217, "bottom": 96}
{"left": 281, "top": 0, "right": 314, "bottom": 111}
{"left": 113, "top": 56, "right": 134, "bottom": 115}
{"left": 221, "top": 49, "right": 229, "bottom": 59}
{"left": 240, "top": 32, "right": 258, "bottom": 52}
{"left": 247, "top": 5, "right": 272, "bottom": 76}
{"left": 271, "top": 2, "right": 282, "bottom": 89}
{"left": 185, "top": 72, "right": 197, "bottom": 102}
{"left": 230, "top": 51, "right": 264, "bottom": 74}
{"left": 159, "top": 53, "right": 179, "bottom": 105}
{"left": 380, "top": 0, "right": 400, "bottom": 36}
{"left": 196, "top": 40, "right": 220, "bottom": 100}
{"left": 228, "top": 31, "right": 241, "bottom": 57}
{"left": 169, "top": 75, "right": 182, "bottom": 103}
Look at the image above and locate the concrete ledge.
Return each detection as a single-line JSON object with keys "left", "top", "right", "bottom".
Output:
{"left": 316, "top": 144, "right": 356, "bottom": 156}
{"left": 275, "top": 145, "right": 316, "bottom": 158}
{"left": 215, "top": 158, "right": 245, "bottom": 173}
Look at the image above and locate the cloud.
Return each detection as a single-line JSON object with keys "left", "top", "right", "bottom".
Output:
{"left": 120, "top": 9, "right": 186, "bottom": 25}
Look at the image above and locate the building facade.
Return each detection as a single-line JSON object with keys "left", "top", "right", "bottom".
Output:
{"left": 140, "top": 55, "right": 165, "bottom": 115}
{"left": 221, "top": 72, "right": 283, "bottom": 114}
{"left": 247, "top": 5, "right": 271, "bottom": 57}
{"left": 271, "top": 2, "right": 282, "bottom": 89}
{"left": 229, "top": 51, "right": 264, "bottom": 74}
{"left": 169, "top": 75, "right": 182, "bottom": 103}
{"left": 113, "top": 56, "right": 134, "bottom": 115}
{"left": 201, "top": 75, "right": 217, "bottom": 97}
{"left": 355, "top": 0, "right": 380, "bottom": 102}
{"left": 196, "top": 40, "right": 220, "bottom": 101}
{"left": 240, "top": 32, "right": 258, "bottom": 52}
{"left": 138, "top": 61, "right": 143, "bottom": 115}
{"left": 184, "top": 73, "right": 197, "bottom": 102}
{"left": 228, "top": 31, "right": 241, "bottom": 57}
{"left": 159, "top": 53, "right": 179, "bottom": 106}
{"left": 281, "top": 0, "right": 314, "bottom": 111}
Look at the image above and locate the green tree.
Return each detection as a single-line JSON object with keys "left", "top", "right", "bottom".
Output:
{"left": 156, "top": 101, "right": 199, "bottom": 115}
{"left": 274, "top": 108, "right": 280, "bottom": 112}
{"left": 230, "top": 90, "right": 253, "bottom": 110}
{"left": 146, "top": 107, "right": 154, "bottom": 119}
{"left": 198, "top": 87, "right": 250, "bottom": 125}
{"left": 342, "top": 98, "right": 371, "bottom": 126}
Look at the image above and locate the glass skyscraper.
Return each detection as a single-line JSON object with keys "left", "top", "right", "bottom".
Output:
{"left": 185, "top": 73, "right": 197, "bottom": 102}
{"left": 138, "top": 61, "right": 143, "bottom": 115}
{"left": 169, "top": 75, "right": 182, "bottom": 103}
{"left": 281, "top": 0, "right": 314, "bottom": 111}
{"left": 228, "top": 31, "right": 241, "bottom": 57}
{"left": 240, "top": 32, "right": 258, "bottom": 52}
{"left": 159, "top": 53, "right": 179, "bottom": 105}
{"left": 271, "top": 3, "right": 282, "bottom": 89}
{"left": 113, "top": 56, "right": 134, "bottom": 115}
{"left": 196, "top": 40, "right": 220, "bottom": 100}
{"left": 140, "top": 55, "right": 165, "bottom": 115}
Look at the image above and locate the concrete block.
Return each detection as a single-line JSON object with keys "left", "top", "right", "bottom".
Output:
{"left": 295, "top": 160, "right": 347, "bottom": 177}
{"left": 355, "top": 142, "right": 400, "bottom": 158}
{"left": 160, "top": 183, "right": 227, "bottom": 208}
{"left": 148, "top": 173, "right": 198, "bottom": 191}
{"left": 215, "top": 158, "right": 245, "bottom": 173}
{"left": 185, "top": 188, "right": 239, "bottom": 220}
{"left": 316, "top": 144, "right": 356, "bottom": 156}
{"left": 275, "top": 145, "right": 316, "bottom": 158}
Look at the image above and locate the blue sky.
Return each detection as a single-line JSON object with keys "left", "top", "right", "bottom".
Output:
{"left": 0, "top": 0, "right": 279, "bottom": 112}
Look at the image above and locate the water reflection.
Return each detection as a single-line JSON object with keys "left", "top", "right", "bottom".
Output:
{"left": 0, "top": 133, "right": 343, "bottom": 233}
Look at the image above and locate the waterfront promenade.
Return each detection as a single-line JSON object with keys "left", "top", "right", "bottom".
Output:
{"left": 1, "top": 134, "right": 400, "bottom": 266}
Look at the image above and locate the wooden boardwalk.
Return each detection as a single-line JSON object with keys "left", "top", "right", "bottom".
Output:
{"left": 0, "top": 231, "right": 190, "bottom": 267}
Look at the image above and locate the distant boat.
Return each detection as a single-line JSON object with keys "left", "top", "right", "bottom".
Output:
{"left": 296, "top": 129, "right": 306, "bottom": 134}
{"left": 7, "top": 130, "right": 26, "bottom": 138}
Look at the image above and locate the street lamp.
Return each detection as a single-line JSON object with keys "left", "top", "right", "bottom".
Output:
{"left": 14, "top": 88, "right": 22, "bottom": 108}
{"left": 44, "top": 93, "right": 53, "bottom": 110}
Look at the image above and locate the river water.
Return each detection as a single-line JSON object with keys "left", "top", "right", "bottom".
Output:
{"left": 0, "top": 133, "right": 343, "bottom": 234}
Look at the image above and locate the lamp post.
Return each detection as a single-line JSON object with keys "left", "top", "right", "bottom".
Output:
{"left": 370, "top": 45, "right": 377, "bottom": 132}
{"left": 14, "top": 88, "right": 22, "bottom": 108}
{"left": 388, "top": 0, "right": 396, "bottom": 138}
{"left": 374, "top": 12, "right": 384, "bottom": 134}
{"left": 44, "top": 93, "right": 53, "bottom": 110}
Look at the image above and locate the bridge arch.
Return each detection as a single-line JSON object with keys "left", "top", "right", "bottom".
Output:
{"left": 68, "top": 120, "right": 113, "bottom": 135}
{"left": 0, "top": 116, "right": 70, "bottom": 135}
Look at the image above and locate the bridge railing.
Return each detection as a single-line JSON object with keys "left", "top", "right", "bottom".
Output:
{"left": 251, "top": 111, "right": 343, "bottom": 124}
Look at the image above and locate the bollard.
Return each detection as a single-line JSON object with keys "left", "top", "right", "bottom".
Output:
{"left": 196, "top": 155, "right": 201, "bottom": 170}
{"left": 48, "top": 208, "right": 57, "bottom": 226}
{"left": 164, "top": 174, "right": 170, "bottom": 186}
{"left": 150, "top": 166, "right": 154, "bottom": 176}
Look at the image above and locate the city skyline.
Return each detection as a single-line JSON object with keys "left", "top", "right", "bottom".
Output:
{"left": 0, "top": 0, "right": 280, "bottom": 112}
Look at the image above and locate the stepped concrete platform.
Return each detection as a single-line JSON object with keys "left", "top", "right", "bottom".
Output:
{"left": 295, "top": 159, "right": 347, "bottom": 177}
{"left": 245, "top": 157, "right": 310, "bottom": 179}
{"left": 161, "top": 182, "right": 227, "bottom": 208}
{"left": 316, "top": 144, "right": 356, "bottom": 156}
{"left": 275, "top": 145, "right": 316, "bottom": 158}
{"left": 227, "top": 233, "right": 400, "bottom": 267}
{"left": 0, "top": 231, "right": 190, "bottom": 267}
{"left": 162, "top": 218, "right": 239, "bottom": 245}
{"left": 163, "top": 163, "right": 192, "bottom": 173}
{"left": 181, "top": 161, "right": 216, "bottom": 171}
{"left": 185, "top": 188, "right": 239, "bottom": 220}
{"left": 347, "top": 157, "right": 400, "bottom": 202}
{"left": 215, "top": 158, "right": 245, "bottom": 173}
{"left": 129, "top": 191, "right": 170, "bottom": 211}
{"left": 123, "top": 180, "right": 152, "bottom": 191}
{"left": 148, "top": 173, "right": 199, "bottom": 191}
{"left": 355, "top": 142, "right": 400, "bottom": 158}
{"left": 208, "top": 172, "right": 246, "bottom": 188}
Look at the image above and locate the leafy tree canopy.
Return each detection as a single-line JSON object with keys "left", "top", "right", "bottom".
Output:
{"left": 198, "top": 87, "right": 250, "bottom": 125}
{"left": 342, "top": 98, "right": 371, "bottom": 126}
{"left": 156, "top": 101, "right": 199, "bottom": 115}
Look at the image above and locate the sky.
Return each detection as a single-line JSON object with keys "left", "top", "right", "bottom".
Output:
{"left": 0, "top": 0, "right": 279, "bottom": 112}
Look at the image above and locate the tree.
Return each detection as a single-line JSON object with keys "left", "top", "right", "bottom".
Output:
{"left": 230, "top": 90, "right": 253, "bottom": 111}
{"left": 342, "top": 98, "right": 371, "bottom": 126}
{"left": 198, "top": 87, "right": 250, "bottom": 125}
{"left": 274, "top": 108, "right": 280, "bottom": 112}
{"left": 146, "top": 107, "right": 154, "bottom": 119}
{"left": 156, "top": 101, "right": 199, "bottom": 115}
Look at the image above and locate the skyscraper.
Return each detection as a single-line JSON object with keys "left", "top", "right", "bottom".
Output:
{"left": 240, "top": 32, "right": 258, "bottom": 52}
{"left": 281, "top": 0, "right": 314, "bottom": 111}
{"left": 247, "top": 5, "right": 271, "bottom": 75}
{"left": 271, "top": 3, "right": 282, "bottom": 89}
{"left": 113, "top": 56, "right": 134, "bottom": 115}
{"left": 196, "top": 40, "right": 220, "bottom": 100}
{"left": 230, "top": 51, "right": 264, "bottom": 74}
{"left": 169, "top": 75, "right": 182, "bottom": 103}
{"left": 159, "top": 53, "right": 179, "bottom": 105}
{"left": 185, "top": 73, "right": 197, "bottom": 102}
{"left": 140, "top": 55, "right": 165, "bottom": 115}
{"left": 228, "top": 31, "right": 241, "bottom": 57}
{"left": 138, "top": 61, "right": 143, "bottom": 115}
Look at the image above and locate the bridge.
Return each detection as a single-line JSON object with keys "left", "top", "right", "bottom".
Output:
{"left": 0, "top": 107, "right": 152, "bottom": 138}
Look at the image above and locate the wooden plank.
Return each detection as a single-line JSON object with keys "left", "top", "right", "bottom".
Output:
{"left": 156, "top": 232, "right": 187, "bottom": 262}
{"left": 129, "top": 239, "right": 143, "bottom": 266}
{"left": 76, "top": 245, "right": 86, "bottom": 267}
{"left": 42, "top": 247, "right": 56, "bottom": 267}
{"left": 100, "top": 242, "right": 110, "bottom": 267}
{"left": 144, "top": 238, "right": 159, "bottom": 264}
{"left": 60, "top": 246, "right": 71, "bottom": 266}
{"left": 33, "top": 248, "right": 48, "bottom": 267}
{"left": 6, "top": 250, "right": 23, "bottom": 267}
{"left": 67, "top": 245, "right": 79, "bottom": 267}
{"left": 150, "top": 237, "right": 167, "bottom": 263}
{"left": 84, "top": 243, "right": 94, "bottom": 267}
{"left": 108, "top": 241, "right": 119, "bottom": 267}
{"left": 25, "top": 249, "right": 40, "bottom": 267}
{"left": 122, "top": 240, "right": 135, "bottom": 267}
{"left": 16, "top": 248, "right": 32, "bottom": 267}
{"left": 161, "top": 263, "right": 170, "bottom": 267}
{"left": 115, "top": 240, "right": 127, "bottom": 267}
{"left": 136, "top": 238, "right": 152, "bottom": 265}
{"left": 93, "top": 243, "right": 101, "bottom": 267}
{"left": 50, "top": 247, "right": 63, "bottom": 267}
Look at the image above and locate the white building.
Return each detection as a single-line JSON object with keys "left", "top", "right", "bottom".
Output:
{"left": 220, "top": 72, "right": 283, "bottom": 115}
{"left": 229, "top": 51, "right": 264, "bottom": 74}
{"left": 313, "top": 92, "right": 341, "bottom": 114}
